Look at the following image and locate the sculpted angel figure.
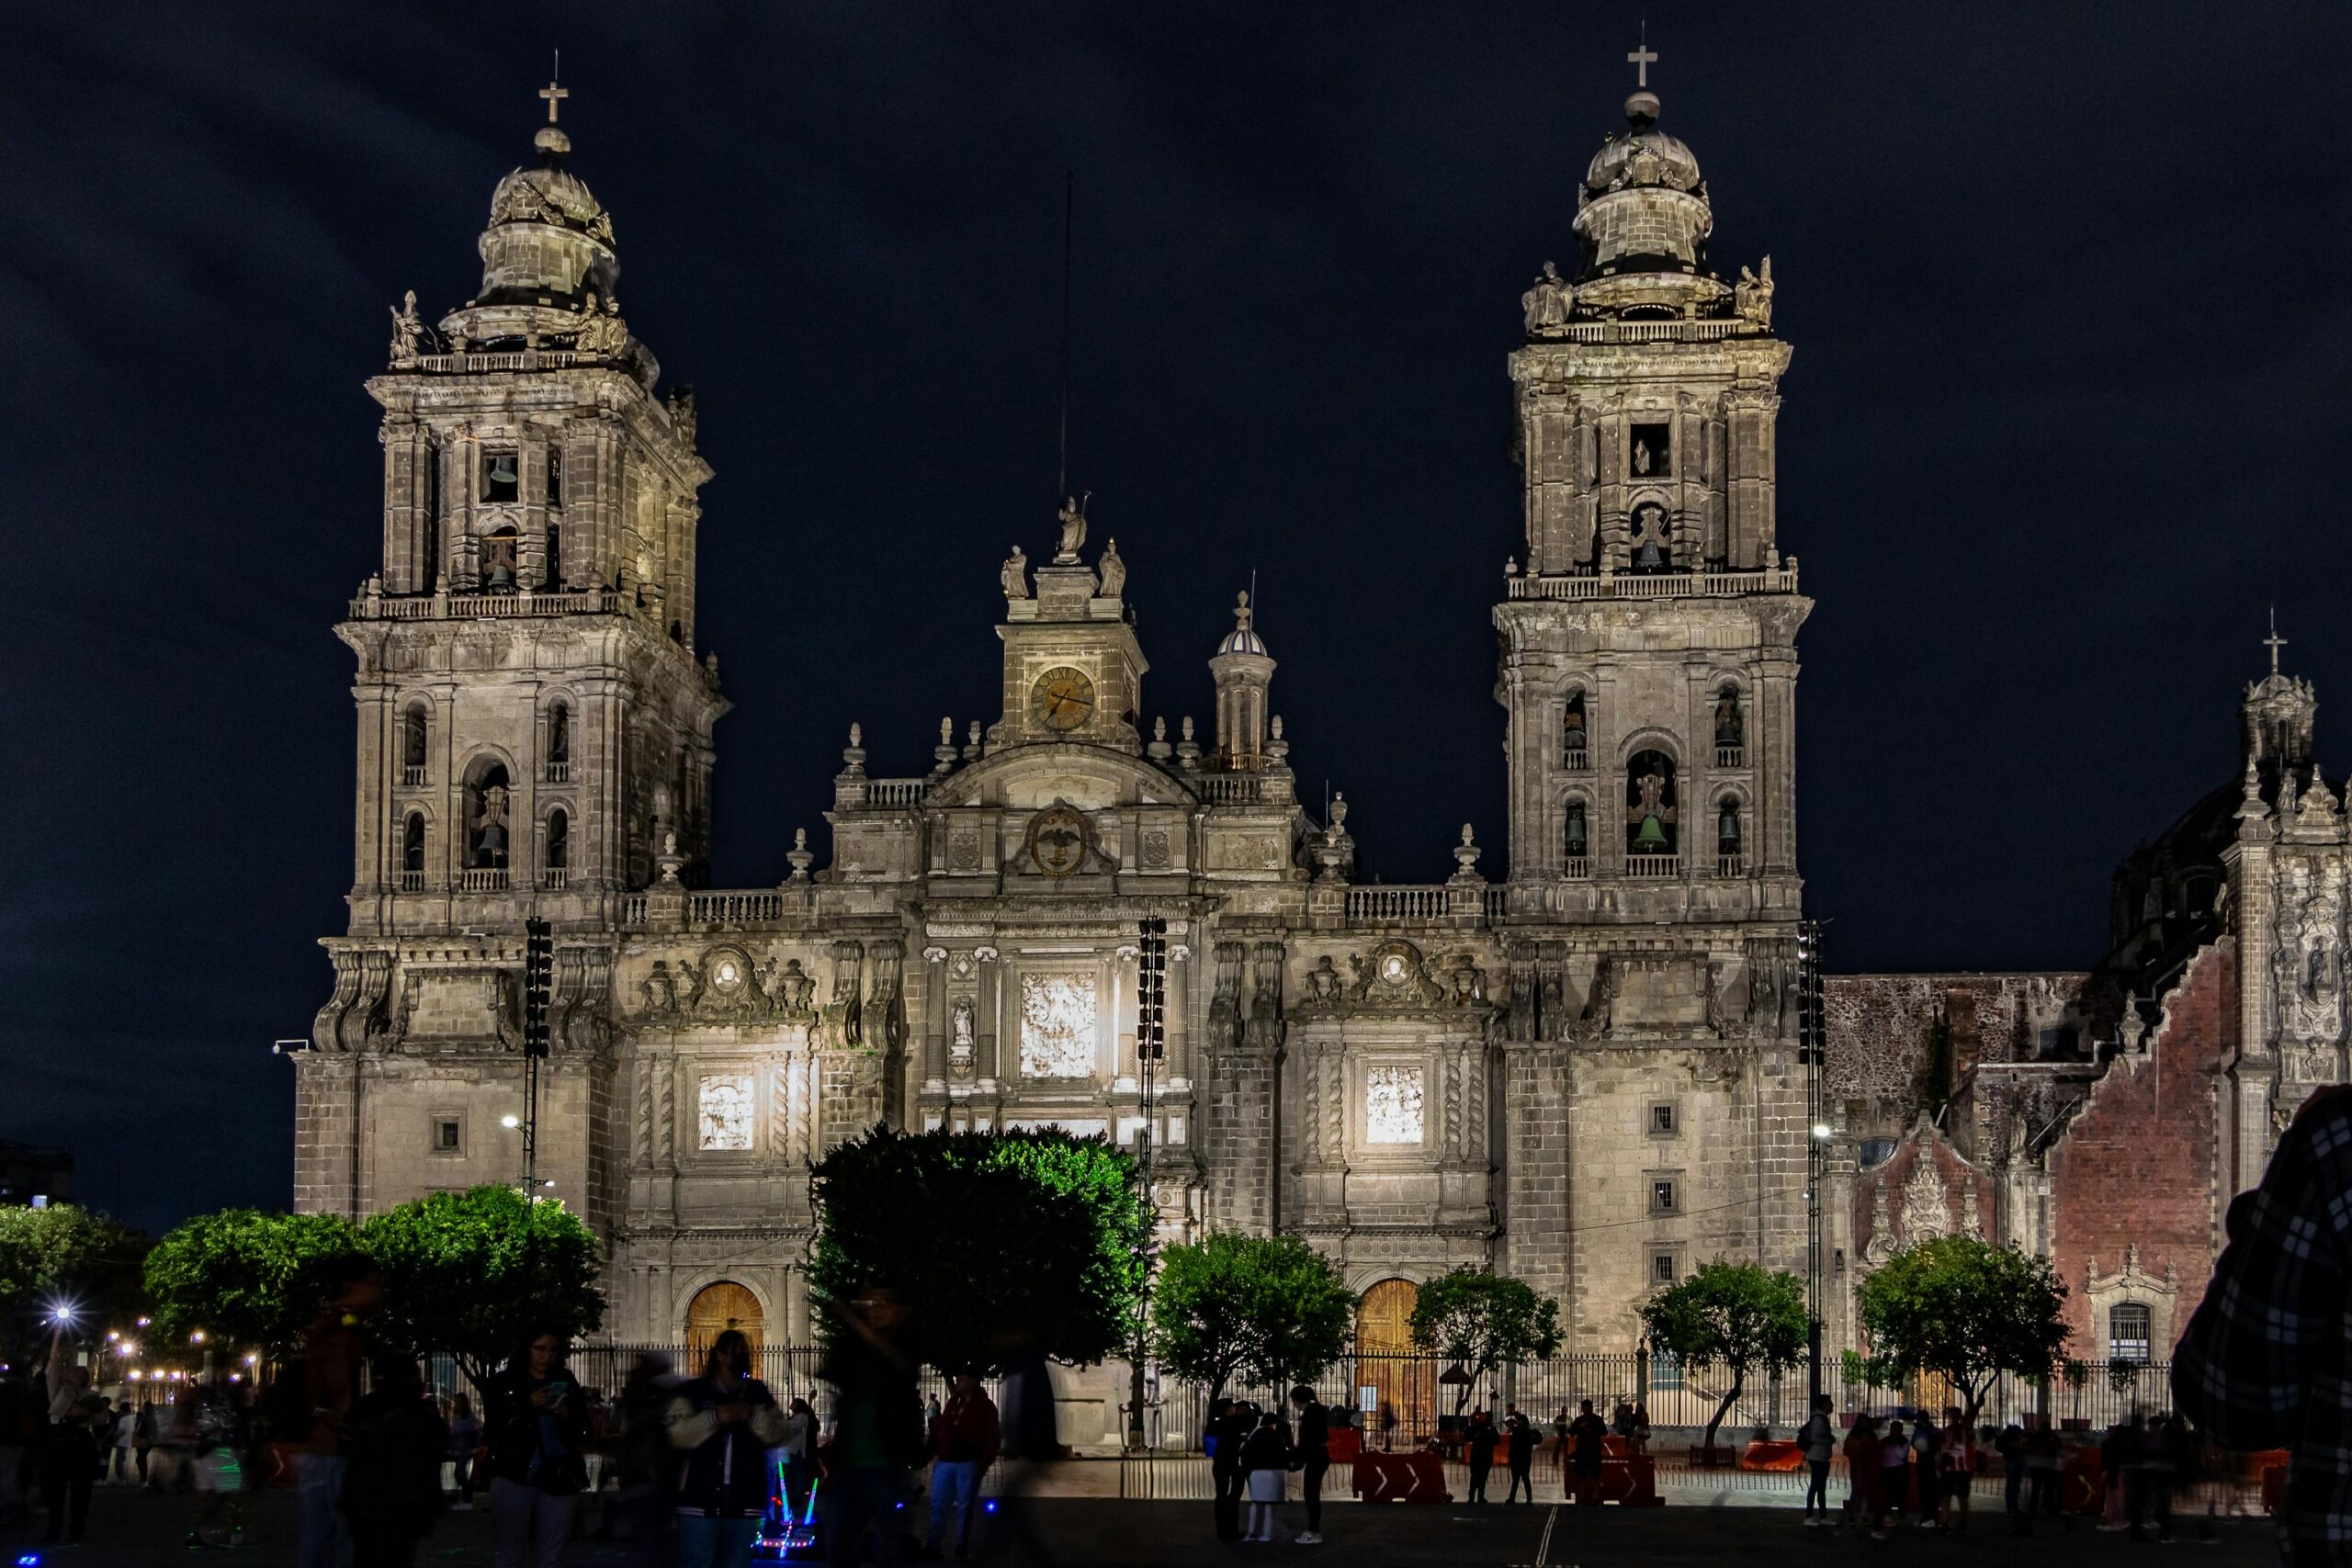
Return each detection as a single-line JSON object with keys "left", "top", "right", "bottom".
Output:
{"left": 1097, "top": 538, "right": 1126, "bottom": 598}
{"left": 389, "top": 289, "right": 433, "bottom": 365}
{"left": 1001, "top": 545, "right": 1030, "bottom": 600}
{"left": 1055, "top": 493, "right": 1090, "bottom": 559}
{"left": 1520, "top": 260, "right": 1572, "bottom": 334}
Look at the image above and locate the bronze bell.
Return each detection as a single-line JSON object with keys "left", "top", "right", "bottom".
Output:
{"left": 1631, "top": 813, "right": 1670, "bottom": 851}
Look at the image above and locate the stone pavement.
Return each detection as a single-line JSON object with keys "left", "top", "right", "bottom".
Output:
{"left": 0, "top": 1488, "right": 2284, "bottom": 1567}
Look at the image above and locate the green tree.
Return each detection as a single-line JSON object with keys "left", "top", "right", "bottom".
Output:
{"left": 1149, "top": 1233, "right": 1355, "bottom": 1408}
{"left": 1408, "top": 1267, "right": 1563, "bottom": 1415}
{"left": 1858, "top": 1235, "right": 2070, "bottom": 1427}
{"left": 359, "top": 1186, "right": 605, "bottom": 1393}
{"left": 0, "top": 1202, "right": 148, "bottom": 1368}
{"left": 809, "top": 1127, "right": 1153, "bottom": 1375}
{"left": 144, "top": 1209, "right": 364, "bottom": 1358}
{"left": 1638, "top": 1258, "right": 1808, "bottom": 1456}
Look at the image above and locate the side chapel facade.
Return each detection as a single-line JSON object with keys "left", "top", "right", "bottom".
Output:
{"left": 292, "top": 79, "right": 2345, "bottom": 1402}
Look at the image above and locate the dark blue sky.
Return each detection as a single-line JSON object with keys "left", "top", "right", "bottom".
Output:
{"left": 4, "top": 2, "right": 2346, "bottom": 1231}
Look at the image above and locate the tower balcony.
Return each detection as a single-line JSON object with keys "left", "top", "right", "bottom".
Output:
{"left": 1505, "top": 562, "right": 1798, "bottom": 603}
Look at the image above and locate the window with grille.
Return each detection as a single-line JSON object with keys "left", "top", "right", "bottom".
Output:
{"left": 2109, "top": 1302, "right": 2152, "bottom": 1363}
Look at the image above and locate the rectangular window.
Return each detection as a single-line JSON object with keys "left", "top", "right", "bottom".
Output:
{"left": 1650, "top": 1177, "right": 1678, "bottom": 1213}
{"left": 483, "top": 450, "right": 521, "bottom": 503}
{"left": 1650, "top": 1349, "right": 1683, "bottom": 1392}
{"left": 1019, "top": 974, "right": 1099, "bottom": 1079}
{"left": 2109, "top": 1303, "right": 2152, "bottom": 1364}
{"left": 1652, "top": 1251, "right": 1677, "bottom": 1285}
{"left": 1649, "top": 1101, "right": 1677, "bottom": 1137}
{"left": 696, "top": 1072, "right": 755, "bottom": 1150}
{"left": 546, "top": 524, "right": 563, "bottom": 589}
{"left": 1631, "top": 422, "right": 1671, "bottom": 479}
{"left": 1363, "top": 1065, "right": 1427, "bottom": 1146}
{"left": 546, "top": 449, "right": 563, "bottom": 508}
{"left": 433, "top": 1117, "right": 461, "bottom": 1153}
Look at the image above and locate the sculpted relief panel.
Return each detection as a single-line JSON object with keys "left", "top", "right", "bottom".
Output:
{"left": 1020, "top": 973, "right": 1098, "bottom": 1079}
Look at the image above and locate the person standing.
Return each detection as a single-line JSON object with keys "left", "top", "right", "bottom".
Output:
{"left": 41, "top": 1392, "right": 102, "bottom": 1546}
{"left": 1995, "top": 1422, "right": 2027, "bottom": 1531}
{"left": 107, "top": 1395, "right": 135, "bottom": 1483}
{"left": 1798, "top": 1394, "right": 1837, "bottom": 1524}
{"left": 1464, "top": 1411, "right": 1497, "bottom": 1504}
{"left": 1908, "top": 1410, "right": 1943, "bottom": 1527}
{"left": 1879, "top": 1418, "right": 1913, "bottom": 1536}
{"left": 447, "top": 1393, "right": 483, "bottom": 1511}
{"left": 1288, "top": 1385, "right": 1329, "bottom": 1545}
{"left": 2020, "top": 1423, "right": 2062, "bottom": 1531}
{"left": 133, "top": 1396, "right": 156, "bottom": 1486}
{"left": 294, "top": 1265, "right": 379, "bottom": 1568}
{"left": 1239, "top": 1412, "right": 1292, "bottom": 1543}
{"left": 776, "top": 1396, "right": 818, "bottom": 1529}
{"left": 482, "top": 1329, "right": 593, "bottom": 1568}
{"left": 339, "top": 1356, "right": 448, "bottom": 1568}
{"left": 2173, "top": 1085, "right": 2352, "bottom": 1563}
{"left": 1206, "top": 1399, "right": 1245, "bottom": 1541}
{"left": 1841, "top": 1415, "right": 1882, "bottom": 1531}
{"left": 818, "top": 1284, "right": 922, "bottom": 1566}
{"left": 925, "top": 1374, "right": 1000, "bottom": 1559}
{"left": 1503, "top": 1407, "right": 1535, "bottom": 1505}
{"left": 1566, "top": 1400, "right": 1608, "bottom": 1506}
{"left": 1936, "top": 1406, "right": 1973, "bottom": 1533}
{"left": 666, "top": 1330, "right": 787, "bottom": 1568}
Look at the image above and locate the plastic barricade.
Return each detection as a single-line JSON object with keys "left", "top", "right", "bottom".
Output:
{"left": 1352, "top": 1449, "right": 1452, "bottom": 1503}
{"left": 1740, "top": 1439, "right": 1805, "bottom": 1472}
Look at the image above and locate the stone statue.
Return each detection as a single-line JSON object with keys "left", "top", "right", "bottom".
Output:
{"left": 1520, "top": 260, "right": 1572, "bottom": 335}
{"left": 951, "top": 996, "right": 976, "bottom": 1050}
{"left": 1097, "top": 538, "right": 1126, "bottom": 598}
{"left": 1633, "top": 438, "right": 1654, "bottom": 476}
{"left": 1735, "top": 257, "right": 1775, "bottom": 329}
{"left": 775, "top": 958, "right": 815, "bottom": 1015}
{"left": 1001, "top": 545, "right": 1030, "bottom": 600}
{"left": 575, "top": 291, "right": 628, "bottom": 355}
{"left": 389, "top": 290, "right": 432, "bottom": 365}
{"left": 1055, "top": 494, "right": 1089, "bottom": 560}
{"left": 1305, "top": 955, "right": 1343, "bottom": 1006}
{"left": 1713, "top": 690, "right": 1743, "bottom": 748}
{"left": 640, "top": 962, "right": 676, "bottom": 1017}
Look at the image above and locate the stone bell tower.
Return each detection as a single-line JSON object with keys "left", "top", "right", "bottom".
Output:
{"left": 300, "top": 83, "right": 725, "bottom": 1226}
{"left": 1493, "top": 60, "right": 1815, "bottom": 1337}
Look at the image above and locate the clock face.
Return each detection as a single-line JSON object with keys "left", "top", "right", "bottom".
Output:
{"left": 1030, "top": 666, "right": 1096, "bottom": 731}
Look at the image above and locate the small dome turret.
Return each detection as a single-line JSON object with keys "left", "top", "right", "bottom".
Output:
{"left": 1216, "top": 591, "right": 1270, "bottom": 658}
{"left": 1572, "top": 89, "right": 1713, "bottom": 282}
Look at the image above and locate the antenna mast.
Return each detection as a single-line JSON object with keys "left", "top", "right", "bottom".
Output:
{"left": 1057, "top": 171, "right": 1074, "bottom": 502}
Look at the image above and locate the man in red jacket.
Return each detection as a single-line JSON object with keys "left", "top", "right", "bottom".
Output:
{"left": 925, "top": 1375, "right": 1001, "bottom": 1559}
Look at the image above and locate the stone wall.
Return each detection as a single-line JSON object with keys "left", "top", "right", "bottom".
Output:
{"left": 1824, "top": 972, "right": 2086, "bottom": 1132}
{"left": 2045, "top": 940, "right": 2235, "bottom": 1356}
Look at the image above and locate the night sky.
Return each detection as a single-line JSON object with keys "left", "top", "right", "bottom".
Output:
{"left": 5, "top": 3, "right": 2347, "bottom": 1232}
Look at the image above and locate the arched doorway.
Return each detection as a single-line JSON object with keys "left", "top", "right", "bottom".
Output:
{"left": 684, "top": 1280, "right": 763, "bottom": 1371}
{"left": 1355, "top": 1279, "right": 1430, "bottom": 1447}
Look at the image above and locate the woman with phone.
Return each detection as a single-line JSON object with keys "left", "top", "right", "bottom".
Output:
{"left": 481, "top": 1329, "right": 592, "bottom": 1568}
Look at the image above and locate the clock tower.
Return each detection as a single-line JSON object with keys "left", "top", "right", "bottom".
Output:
{"left": 989, "top": 500, "right": 1148, "bottom": 751}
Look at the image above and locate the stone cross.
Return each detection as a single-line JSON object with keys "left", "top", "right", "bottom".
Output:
{"left": 2267, "top": 607, "right": 2287, "bottom": 676}
{"left": 1627, "top": 41, "right": 1658, "bottom": 89}
{"left": 539, "top": 76, "right": 570, "bottom": 125}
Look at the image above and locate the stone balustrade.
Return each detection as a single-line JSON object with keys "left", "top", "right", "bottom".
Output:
{"left": 1506, "top": 564, "right": 1798, "bottom": 602}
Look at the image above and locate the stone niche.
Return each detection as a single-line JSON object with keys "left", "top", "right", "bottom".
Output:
{"left": 1612, "top": 953, "right": 1707, "bottom": 1031}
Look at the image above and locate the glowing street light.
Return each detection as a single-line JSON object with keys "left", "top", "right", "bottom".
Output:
{"left": 502, "top": 1114, "right": 522, "bottom": 1129}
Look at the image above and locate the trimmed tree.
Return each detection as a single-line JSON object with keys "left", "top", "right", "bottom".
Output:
{"left": 145, "top": 1209, "right": 365, "bottom": 1358}
{"left": 809, "top": 1126, "right": 1154, "bottom": 1374}
{"left": 1150, "top": 1233, "right": 1355, "bottom": 1409}
{"left": 1408, "top": 1267, "right": 1564, "bottom": 1415}
{"left": 0, "top": 1202, "right": 149, "bottom": 1369}
{"left": 1638, "top": 1258, "right": 1808, "bottom": 1458}
{"left": 1858, "top": 1235, "right": 2069, "bottom": 1427}
{"left": 359, "top": 1186, "right": 605, "bottom": 1393}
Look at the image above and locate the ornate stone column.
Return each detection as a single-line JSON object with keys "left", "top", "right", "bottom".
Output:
{"left": 1168, "top": 942, "right": 1193, "bottom": 1087}
{"left": 1114, "top": 942, "right": 1141, "bottom": 1089}
{"left": 975, "top": 946, "right": 1002, "bottom": 1089}
{"left": 922, "top": 946, "right": 948, "bottom": 1093}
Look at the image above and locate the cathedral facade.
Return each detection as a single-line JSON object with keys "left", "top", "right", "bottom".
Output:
{"left": 294, "top": 78, "right": 2339, "bottom": 1400}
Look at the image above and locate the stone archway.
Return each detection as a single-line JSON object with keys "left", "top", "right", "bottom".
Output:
{"left": 684, "top": 1280, "right": 763, "bottom": 1370}
{"left": 1355, "top": 1278, "right": 1431, "bottom": 1446}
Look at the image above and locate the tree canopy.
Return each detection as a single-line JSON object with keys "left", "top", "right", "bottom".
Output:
{"left": 144, "top": 1209, "right": 365, "bottom": 1358}
{"left": 809, "top": 1126, "right": 1154, "bottom": 1375}
{"left": 1149, "top": 1232, "right": 1356, "bottom": 1407}
{"left": 359, "top": 1185, "right": 605, "bottom": 1393}
{"left": 1858, "top": 1235, "right": 2069, "bottom": 1424}
{"left": 1408, "top": 1267, "right": 1563, "bottom": 1414}
{"left": 0, "top": 1202, "right": 148, "bottom": 1369}
{"left": 1638, "top": 1258, "right": 1808, "bottom": 1450}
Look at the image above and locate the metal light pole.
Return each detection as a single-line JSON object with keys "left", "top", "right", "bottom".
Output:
{"left": 1128, "top": 915, "right": 1168, "bottom": 1450}
{"left": 1797, "top": 919, "right": 1827, "bottom": 1404}
{"left": 521, "top": 918, "right": 554, "bottom": 1193}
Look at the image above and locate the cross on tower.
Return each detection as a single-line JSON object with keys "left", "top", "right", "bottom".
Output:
{"left": 539, "top": 76, "right": 569, "bottom": 124}
{"left": 1628, "top": 39, "right": 1658, "bottom": 89}
{"left": 2266, "top": 607, "right": 2288, "bottom": 676}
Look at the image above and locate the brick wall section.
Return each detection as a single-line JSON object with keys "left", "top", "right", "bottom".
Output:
{"left": 1500, "top": 1042, "right": 1573, "bottom": 1313}
{"left": 1206, "top": 1049, "right": 1277, "bottom": 1234}
{"left": 2045, "top": 940, "right": 2235, "bottom": 1348}
{"left": 292, "top": 1055, "right": 357, "bottom": 1217}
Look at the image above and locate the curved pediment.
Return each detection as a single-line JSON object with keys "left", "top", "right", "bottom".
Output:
{"left": 929, "top": 740, "right": 1196, "bottom": 812}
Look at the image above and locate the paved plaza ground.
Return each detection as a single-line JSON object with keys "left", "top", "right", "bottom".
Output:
{"left": 0, "top": 1488, "right": 2284, "bottom": 1568}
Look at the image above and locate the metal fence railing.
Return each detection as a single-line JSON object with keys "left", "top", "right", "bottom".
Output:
{"left": 558, "top": 1344, "right": 2177, "bottom": 1454}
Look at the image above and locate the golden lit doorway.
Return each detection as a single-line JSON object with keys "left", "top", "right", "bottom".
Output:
{"left": 1356, "top": 1278, "right": 1431, "bottom": 1445}
{"left": 685, "top": 1280, "right": 763, "bottom": 1370}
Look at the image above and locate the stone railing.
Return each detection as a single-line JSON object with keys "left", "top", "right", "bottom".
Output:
{"left": 621, "top": 893, "right": 648, "bottom": 924}
{"left": 1198, "top": 774, "right": 1265, "bottom": 805}
{"left": 855, "top": 779, "right": 928, "bottom": 808}
{"left": 399, "top": 871, "right": 426, "bottom": 892}
{"left": 349, "top": 588, "right": 628, "bottom": 621}
{"left": 543, "top": 868, "right": 569, "bottom": 889}
{"left": 1623, "top": 853, "right": 1681, "bottom": 879}
{"left": 1561, "top": 855, "right": 1589, "bottom": 880}
{"left": 546, "top": 761, "right": 571, "bottom": 784}
{"left": 1340, "top": 885, "right": 1508, "bottom": 927}
{"left": 1715, "top": 745, "right": 1744, "bottom": 769}
{"left": 689, "top": 890, "right": 788, "bottom": 924}
{"left": 1540, "top": 318, "right": 1753, "bottom": 345}
{"left": 408, "top": 348, "right": 589, "bottom": 375}
{"left": 1506, "top": 564, "right": 1798, "bottom": 602}
{"left": 1561, "top": 748, "right": 1589, "bottom": 773}
{"left": 1715, "top": 853, "right": 1744, "bottom": 878}
{"left": 401, "top": 764, "right": 427, "bottom": 788}
{"left": 458, "top": 867, "right": 509, "bottom": 892}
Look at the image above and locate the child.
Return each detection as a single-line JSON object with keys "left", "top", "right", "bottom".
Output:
{"left": 1238, "top": 1411, "right": 1293, "bottom": 1543}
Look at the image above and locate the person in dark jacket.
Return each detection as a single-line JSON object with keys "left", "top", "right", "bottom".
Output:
{"left": 1288, "top": 1386, "right": 1330, "bottom": 1543}
{"left": 820, "top": 1284, "right": 922, "bottom": 1567}
{"left": 1206, "top": 1398, "right": 1250, "bottom": 1541}
{"left": 1238, "top": 1412, "right": 1293, "bottom": 1543}
{"left": 610, "top": 1352, "right": 680, "bottom": 1558}
{"left": 481, "top": 1328, "right": 593, "bottom": 1568}
{"left": 1567, "top": 1400, "right": 1609, "bottom": 1506}
{"left": 339, "top": 1356, "right": 448, "bottom": 1568}
{"left": 665, "top": 1331, "right": 786, "bottom": 1568}
{"left": 1464, "top": 1411, "right": 1498, "bottom": 1504}
{"left": 1504, "top": 1407, "right": 1536, "bottom": 1505}
{"left": 925, "top": 1374, "right": 1000, "bottom": 1558}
